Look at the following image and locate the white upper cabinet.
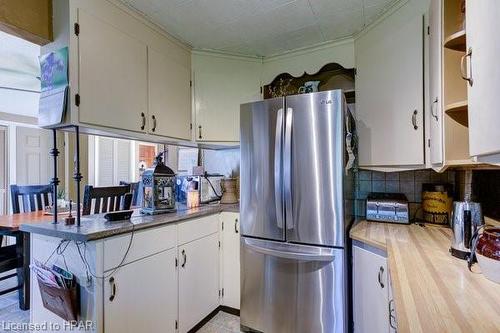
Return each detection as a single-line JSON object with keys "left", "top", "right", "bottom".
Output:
{"left": 429, "top": 0, "right": 444, "bottom": 165}
{"left": 148, "top": 47, "right": 191, "bottom": 140}
{"left": 355, "top": 1, "right": 425, "bottom": 167}
{"left": 466, "top": 0, "right": 500, "bottom": 161}
{"left": 78, "top": 9, "right": 148, "bottom": 133}
{"left": 192, "top": 52, "right": 262, "bottom": 142}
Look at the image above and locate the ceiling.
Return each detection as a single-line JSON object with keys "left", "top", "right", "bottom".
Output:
{"left": 121, "top": 0, "right": 399, "bottom": 57}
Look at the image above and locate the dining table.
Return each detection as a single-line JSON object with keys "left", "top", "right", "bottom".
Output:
{"left": 0, "top": 211, "right": 54, "bottom": 310}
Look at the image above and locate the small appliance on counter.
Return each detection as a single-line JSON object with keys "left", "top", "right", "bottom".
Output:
{"left": 141, "top": 151, "right": 177, "bottom": 215}
{"left": 450, "top": 200, "right": 484, "bottom": 259}
{"left": 366, "top": 192, "right": 410, "bottom": 224}
{"left": 175, "top": 174, "right": 223, "bottom": 204}
{"left": 422, "top": 183, "right": 453, "bottom": 225}
{"left": 220, "top": 178, "right": 238, "bottom": 204}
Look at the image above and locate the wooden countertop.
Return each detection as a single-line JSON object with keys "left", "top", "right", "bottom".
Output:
{"left": 350, "top": 221, "right": 500, "bottom": 333}
{"left": 0, "top": 211, "right": 53, "bottom": 231}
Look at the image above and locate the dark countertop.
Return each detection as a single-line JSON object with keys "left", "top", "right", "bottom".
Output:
{"left": 20, "top": 203, "right": 239, "bottom": 242}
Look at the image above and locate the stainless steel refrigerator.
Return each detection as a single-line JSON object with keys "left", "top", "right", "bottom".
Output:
{"left": 240, "top": 90, "right": 354, "bottom": 333}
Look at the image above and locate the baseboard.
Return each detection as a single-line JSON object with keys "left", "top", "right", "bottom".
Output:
{"left": 188, "top": 305, "right": 240, "bottom": 333}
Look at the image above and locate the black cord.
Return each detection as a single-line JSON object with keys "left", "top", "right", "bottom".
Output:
{"left": 203, "top": 172, "right": 222, "bottom": 200}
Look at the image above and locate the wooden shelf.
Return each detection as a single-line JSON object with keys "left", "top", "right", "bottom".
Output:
{"left": 444, "top": 30, "right": 466, "bottom": 51}
{"left": 445, "top": 100, "right": 468, "bottom": 126}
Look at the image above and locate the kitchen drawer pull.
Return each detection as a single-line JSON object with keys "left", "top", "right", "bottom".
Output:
{"left": 181, "top": 249, "right": 187, "bottom": 268}
{"left": 431, "top": 98, "right": 439, "bottom": 121}
{"left": 109, "top": 277, "right": 116, "bottom": 302}
{"left": 235, "top": 219, "right": 239, "bottom": 234}
{"left": 151, "top": 115, "right": 157, "bottom": 132}
{"left": 140, "top": 112, "right": 146, "bottom": 130}
{"left": 378, "top": 266, "right": 385, "bottom": 288}
{"left": 198, "top": 126, "right": 202, "bottom": 139}
{"left": 389, "top": 299, "right": 397, "bottom": 329}
{"left": 460, "top": 48, "right": 473, "bottom": 86}
{"left": 411, "top": 110, "right": 418, "bottom": 130}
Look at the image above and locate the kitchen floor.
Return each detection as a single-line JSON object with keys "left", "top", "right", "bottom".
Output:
{"left": 197, "top": 311, "right": 241, "bottom": 333}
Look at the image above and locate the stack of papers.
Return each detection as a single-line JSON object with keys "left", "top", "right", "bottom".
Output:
{"left": 32, "top": 260, "right": 75, "bottom": 289}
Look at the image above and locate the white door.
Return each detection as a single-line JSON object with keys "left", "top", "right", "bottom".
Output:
{"left": 178, "top": 232, "right": 219, "bottom": 333}
{"left": 429, "top": 0, "right": 444, "bottom": 165}
{"left": 104, "top": 248, "right": 178, "bottom": 333}
{"left": 16, "top": 127, "right": 51, "bottom": 185}
{"left": 353, "top": 245, "right": 389, "bottom": 333}
{"left": 77, "top": 9, "right": 148, "bottom": 133}
{"left": 466, "top": 0, "right": 500, "bottom": 160}
{"left": 148, "top": 47, "right": 191, "bottom": 140}
{"left": 221, "top": 213, "right": 240, "bottom": 309}
{"left": 193, "top": 53, "right": 261, "bottom": 142}
{"left": 355, "top": 4, "right": 424, "bottom": 167}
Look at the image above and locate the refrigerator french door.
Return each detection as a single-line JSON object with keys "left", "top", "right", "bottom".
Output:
{"left": 240, "top": 90, "right": 350, "bottom": 333}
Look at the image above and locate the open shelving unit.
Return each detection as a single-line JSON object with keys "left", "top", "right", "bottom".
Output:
{"left": 442, "top": 0, "right": 472, "bottom": 165}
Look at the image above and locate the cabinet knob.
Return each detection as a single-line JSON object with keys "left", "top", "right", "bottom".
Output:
{"left": 151, "top": 115, "right": 157, "bottom": 132}
{"left": 198, "top": 125, "right": 202, "bottom": 139}
{"left": 109, "top": 277, "right": 116, "bottom": 302}
{"left": 140, "top": 112, "right": 146, "bottom": 130}
{"left": 378, "top": 266, "right": 385, "bottom": 288}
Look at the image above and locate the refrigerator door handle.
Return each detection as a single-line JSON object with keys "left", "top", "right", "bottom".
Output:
{"left": 243, "top": 238, "right": 335, "bottom": 262}
{"left": 284, "top": 107, "right": 293, "bottom": 230}
{"left": 274, "top": 108, "right": 284, "bottom": 229}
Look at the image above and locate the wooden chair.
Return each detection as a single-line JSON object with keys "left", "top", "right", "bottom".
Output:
{"left": 82, "top": 185, "right": 133, "bottom": 216}
{"left": 119, "top": 181, "right": 143, "bottom": 207}
{"left": 10, "top": 184, "right": 53, "bottom": 214}
{"left": 4, "top": 184, "right": 51, "bottom": 310}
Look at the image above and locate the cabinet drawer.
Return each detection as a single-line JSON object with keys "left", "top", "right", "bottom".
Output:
{"left": 178, "top": 215, "right": 219, "bottom": 245}
{"left": 104, "top": 224, "right": 177, "bottom": 271}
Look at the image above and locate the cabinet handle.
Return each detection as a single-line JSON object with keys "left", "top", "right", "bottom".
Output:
{"left": 109, "top": 277, "right": 116, "bottom": 302}
{"left": 151, "top": 115, "right": 157, "bottom": 132}
{"left": 140, "top": 112, "right": 146, "bottom": 130}
{"left": 431, "top": 98, "right": 439, "bottom": 121}
{"left": 181, "top": 249, "right": 187, "bottom": 268}
{"left": 460, "top": 47, "right": 473, "bottom": 86}
{"left": 198, "top": 125, "right": 202, "bottom": 139}
{"left": 411, "top": 110, "right": 418, "bottom": 130}
{"left": 389, "top": 299, "right": 397, "bottom": 329}
{"left": 378, "top": 266, "right": 385, "bottom": 288}
{"left": 234, "top": 219, "right": 239, "bottom": 234}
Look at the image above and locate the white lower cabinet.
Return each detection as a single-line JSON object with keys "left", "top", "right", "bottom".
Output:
{"left": 104, "top": 248, "right": 178, "bottom": 333}
{"left": 220, "top": 212, "right": 241, "bottom": 309}
{"left": 178, "top": 232, "right": 220, "bottom": 333}
{"left": 353, "top": 243, "right": 391, "bottom": 333}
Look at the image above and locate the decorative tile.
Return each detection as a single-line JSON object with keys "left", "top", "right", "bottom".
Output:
{"left": 385, "top": 181, "right": 399, "bottom": 193}
{"left": 385, "top": 172, "right": 399, "bottom": 181}
{"left": 359, "top": 180, "right": 371, "bottom": 192}
{"left": 372, "top": 171, "right": 385, "bottom": 181}
{"left": 399, "top": 171, "right": 414, "bottom": 182}
{"left": 358, "top": 170, "right": 372, "bottom": 181}
{"left": 372, "top": 181, "right": 385, "bottom": 192}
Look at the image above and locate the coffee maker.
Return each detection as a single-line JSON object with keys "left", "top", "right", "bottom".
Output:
{"left": 450, "top": 200, "right": 484, "bottom": 259}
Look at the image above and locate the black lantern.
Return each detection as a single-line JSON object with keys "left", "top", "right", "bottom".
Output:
{"left": 141, "top": 151, "right": 176, "bottom": 215}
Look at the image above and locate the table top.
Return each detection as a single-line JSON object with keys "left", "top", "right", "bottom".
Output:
{"left": 350, "top": 220, "right": 500, "bottom": 333}
{"left": 0, "top": 211, "right": 55, "bottom": 232}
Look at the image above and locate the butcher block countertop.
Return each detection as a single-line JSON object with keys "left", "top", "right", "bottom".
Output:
{"left": 350, "top": 221, "right": 500, "bottom": 333}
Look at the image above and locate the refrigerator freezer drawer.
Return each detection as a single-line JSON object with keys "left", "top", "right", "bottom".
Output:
{"left": 240, "top": 238, "right": 346, "bottom": 333}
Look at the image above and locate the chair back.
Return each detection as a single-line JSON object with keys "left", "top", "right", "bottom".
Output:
{"left": 10, "top": 184, "right": 53, "bottom": 214}
{"left": 82, "top": 185, "right": 132, "bottom": 216}
{"left": 119, "top": 181, "right": 143, "bottom": 207}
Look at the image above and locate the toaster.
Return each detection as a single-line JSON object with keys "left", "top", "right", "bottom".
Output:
{"left": 366, "top": 193, "right": 410, "bottom": 224}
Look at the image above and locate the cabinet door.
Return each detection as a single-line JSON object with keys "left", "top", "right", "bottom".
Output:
{"left": 353, "top": 245, "right": 389, "bottom": 333}
{"left": 429, "top": 0, "right": 444, "bottom": 165}
{"left": 466, "top": 0, "right": 500, "bottom": 159}
{"left": 356, "top": 4, "right": 424, "bottom": 166}
{"left": 77, "top": 9, "right": 147, "bottom": 133}
{"left": 193, "top": 53, "right": 261, "bottom": 142}
{"left": 178, "top": 233, "right": 220, "bottom": 333}
{"left": 104, "top": 249, "right": 178, "bottom": 333}
{"left": 221, "top": 213, "right": 240, "bottom": 309}
{"left": 148, "top": 47, "right": 191, "bottom": 140}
